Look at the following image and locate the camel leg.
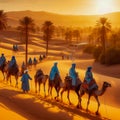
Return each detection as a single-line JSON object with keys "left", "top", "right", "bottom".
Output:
{"left": 94, "top": 96, "right": 100, "bottom": 115}
{"left": 54, "top": 86, "right": 58, "bottom": 99}
{"left": 10, "top": 76, "right": 12, "bottom": 86}
{"left": 43, "top": 83, "right": 46, "bottom": 97}
{"left": 35, "top": 82, "right": 37, "bottom": 93}
{"left": 15, "top": 76, "right": 18, "bottom": 88}
{"left": 67, "top": 90, "right": 71, "bottom": 105}
{"left": 48, "top": 84, "right": 51, "bottom": 96}
{"left": 38, "top": 82, "right": 40, "bottom": 94}
{"left": 78, "top": 89, "right": 85, "bottom": 109}
{"left": 86, "top": 94, "right": 91, "bottom": 111}
{"left": 48, "top": 85, "right": 50, "bottom": 95}
{"left": 48, "top": 82, "right": 53, "bottom": 98}
{"left": 61, "top": 88, "right": 66, "bottom": 102}
{"left": 48, "top": 81, "right": 50, "bottom": 96}
{"left": 48, "top": 85, "right": 53, "bottom": 98}
{"left": 75, "top": 88, "right": 81, "bottom": 108}
{"left": 2, "top": 71, "right": 5, "bottom": 81}
{"left": 50, "top": 87, "right": 53, "bottom": 98}
{"left": 57, "top": 87, "right": 60, "bottom": 98}
{"left": 56, "top": 86, "right": 61, "bottom": 100}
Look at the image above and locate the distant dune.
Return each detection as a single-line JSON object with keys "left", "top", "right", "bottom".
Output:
{"left": 6, "top": 10, "right": 120, "bottom": 27}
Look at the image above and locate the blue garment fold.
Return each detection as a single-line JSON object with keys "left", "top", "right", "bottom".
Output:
{"left": 69, "top": 65, "right": 77, "bottom": 86}
{"left": 21, "top": 73, "right": 32, "bottom": 91}
{"left": 49, "top": 63, "right": 59, "bottom": 80}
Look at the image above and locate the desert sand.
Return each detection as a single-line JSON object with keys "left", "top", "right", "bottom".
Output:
{"left": 0, "top": 38, "right": 120, "bottom": 120}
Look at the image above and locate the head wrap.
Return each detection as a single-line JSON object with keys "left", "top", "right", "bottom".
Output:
{"left": 54, "top": 62, "right": 58, "bottom": 65}
{"left": 24, "top": 69, "right": 28, "bottom": 73}
{"left": 12, "top": 56, "right": 15, "bottom": 59}
{"left": 87, "top": 66, "right": 92, "bottom": 70}
{"left": 72, "top": 63, "right": 76, "bottom": 68}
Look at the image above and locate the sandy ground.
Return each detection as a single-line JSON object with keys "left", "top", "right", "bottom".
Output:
{"left": 0, "top": 39, "right": 120, "bottom": 120}
{"left": 0, "top": 59, "right": 120, "bottom": 120}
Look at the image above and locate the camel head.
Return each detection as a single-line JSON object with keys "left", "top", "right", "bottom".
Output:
{"left": 103, "top": 81, "right": 111, "bottom": 88}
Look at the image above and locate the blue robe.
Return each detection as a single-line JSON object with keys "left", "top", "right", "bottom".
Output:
{"left": 85, "top": 71, "right": 98, "bottom": 90}
{"left": 21, "top": 73, "right": 32, "bottom": 91}
{"left": 9, "top": 58, "right": 16, "bottom": 67}
{"left": 69, "top": 67, "right": 77, "bottom": 86}
{"left": 0, "top": 56, "right": 6, "bottom": 66}
{"left": 49, "top": 65, "right": 59, "bottom": 80}
{"left": 85, "top": 71, "right": 93, "bottom": 84}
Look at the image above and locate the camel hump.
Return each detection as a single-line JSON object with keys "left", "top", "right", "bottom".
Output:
{"left": 64, "top": 75, "right": 72, "bottom": 83}
{"left": 7, "top": 64, "right": 19, "bottom": 75}
{"left": 36, "top": 69, "right": 44, "bottom": 77}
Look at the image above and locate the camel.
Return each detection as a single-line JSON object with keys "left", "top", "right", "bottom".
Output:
{"left": 78, "top": 81, "right": 111, "bottom": 115}
{"left": 0, "top": 62, "right": 8, "bottom": 80}
{"left": 34, "top": 69, "right": 49, "bottom": 96}
{"left": 48, "top": 73, "right": 62, "bottom": 99}
{"left": 6, "top": 63, "right": 20, "bottom": 88}
{"left": 61, "top": 74, "right": 82, "bottom": 105}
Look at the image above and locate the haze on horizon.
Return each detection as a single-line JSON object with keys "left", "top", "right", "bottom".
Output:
{"left": 0, "top": 0, "right": 120, "bottom": 15}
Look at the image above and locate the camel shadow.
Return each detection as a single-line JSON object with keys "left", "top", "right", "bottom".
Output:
{"left": 0, "top": 87, "right": 110, "bottom": 120}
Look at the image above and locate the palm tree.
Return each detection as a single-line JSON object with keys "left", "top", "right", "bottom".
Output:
{"left": 42, "top": 21, "right": 54, "bottom": 56}
{"left": 0, "top": 10, "right": 7, "bottom": 45}
{"left": 73, "top": 29, "right": 80, "bottom": 43}
{"left": 96, "top": 17, "right": 111, "bottom": 55}
{"left": 19, "top": 16, "right": 35, "bottom": 67}
{"left": 65, "top": 28, "right": 73, "bottom": 44}
{"left": 0, "top": 10, "right": 7, "bottom": 30}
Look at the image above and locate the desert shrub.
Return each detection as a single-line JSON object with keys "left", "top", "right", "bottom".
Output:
{"left": 105, "top": 47, "right": 120, "bottom": 65}
{"left": 93, "top": 46, "right": 102, "bottom": 61}
{"left": 83, "top": 45, "right": 95, "bottom": 54}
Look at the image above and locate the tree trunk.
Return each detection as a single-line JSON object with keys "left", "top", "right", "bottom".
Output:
{"left": 46, "top": 39, "right": 48, "bottom": 56}
{"left": 25, "top": 25, "right": 28, "bottom": 68}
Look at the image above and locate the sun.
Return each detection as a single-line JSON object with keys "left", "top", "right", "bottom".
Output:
{"left": 96, "top": 0, "right": 115, "bottom": 14}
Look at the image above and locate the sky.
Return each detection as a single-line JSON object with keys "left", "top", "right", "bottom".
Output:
{"left": 0, "top": 0, "right": 120, "bottom": 15}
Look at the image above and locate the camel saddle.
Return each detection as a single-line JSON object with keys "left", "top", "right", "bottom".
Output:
{"left": 82, "top": 78, "right": 97, "bottom": 89}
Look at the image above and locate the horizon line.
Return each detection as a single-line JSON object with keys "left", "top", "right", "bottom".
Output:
{"left": 5, "top": 9, "right": 120, "bottom": 16}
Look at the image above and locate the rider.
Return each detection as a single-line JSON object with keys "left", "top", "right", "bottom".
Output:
{"left": 69, "top": 63, "right": 77, "bottom": 86}
{"left": 33, "top": 57, "right": 37, "bottom": 64}
{"left": 28, "top": 57, "right": 32, "bottom": 65}
{"left": 49, "top": 62, "right": 60, "bottom": 81}
{"left": 9, "top": 56, "right": 17, "bottom": 68}
{"left": 0, "top": 53, "right": 6, "bottom": 67}
{"left": 84, "top": 66, "right": 98, "bottom": 92}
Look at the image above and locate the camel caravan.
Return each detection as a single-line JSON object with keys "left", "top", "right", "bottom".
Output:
{"left": 0, "top": 54, "right": 111, "bottom": 115}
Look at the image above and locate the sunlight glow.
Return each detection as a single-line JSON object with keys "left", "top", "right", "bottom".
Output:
{"left": 96, "top": 0, "right": 115, "bottom": 14}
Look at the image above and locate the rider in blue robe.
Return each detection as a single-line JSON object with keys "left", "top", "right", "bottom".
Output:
{"left": 9, "top": 56, "right": 17, "bottom": 68}
{"left": 69, "top": 63, "right": 77, "bottom": 86}
{"left": 84, "top": 66, "right": 98, "bottom": 90}
{"left": 0, "top": 54, "right": 6, "bottom": 67}
{"left": 21, "top": 70, "right": 32, "bottom": 93}
{"left": 49, "top": 62, "right": 60, "bottom": 80}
